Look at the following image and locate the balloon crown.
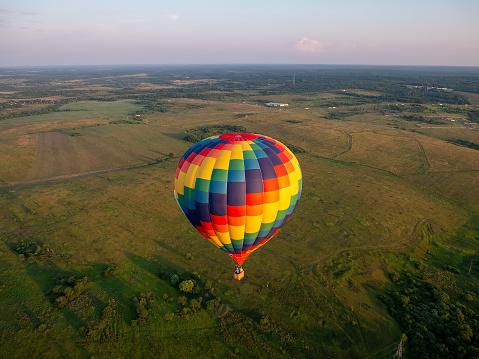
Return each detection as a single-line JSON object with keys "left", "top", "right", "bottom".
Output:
{"left": 219, "top": 133, "right": 258, "bottom": 141}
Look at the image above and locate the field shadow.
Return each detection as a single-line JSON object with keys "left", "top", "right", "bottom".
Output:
{"left": 162, "top": 132, "right": 184, "bottom": 141}
{"left": 20, "top": 260, "right": 90, "bottom": 330}
{"left": 149, "top": 149, "right": 169, "bottom": 157}
{"left": 21, "top": 302, "right": 43, "bottom": 329}
{"left": 152, "top": 239, "right": 229, "bottom": 275}
{"left": 125, "top": 251, "right": 189, "bottom": 281}
{"left": 5, "top": 239, "right": 113, "bottom": 331}
{"left": 153, "top": 239, "right": 183, "bottom": 257}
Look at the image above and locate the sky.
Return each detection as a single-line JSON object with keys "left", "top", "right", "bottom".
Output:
{"left": 1, "top": 0, "right": 478, "bottom": 67}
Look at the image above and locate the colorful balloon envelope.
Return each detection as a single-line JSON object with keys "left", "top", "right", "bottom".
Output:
{"left": 174, "top": 133, "right": 302, "bottom": 267}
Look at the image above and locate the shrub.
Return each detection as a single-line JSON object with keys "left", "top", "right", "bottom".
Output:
{"left": 190, "top": 299, "right": 201, "bottom": 310}
{"left": 14, "top": 239, "right": 54, "bottom": 261}
{"left": 178, "top": 296, "right": 187, "bottom": 306}
{"left": 444, "top": 265, "right": 460, "bottom": 274}
{"left": 179, "top": 280, "right": 194, "bottom": 293}
{"left": 50, "top": 276, "right": 88, "bottom": 308}
{"left": 181, "top": 307, "right": 191, "bottom": 315}
{"left": 205, "top": 300, "right": 216, "bottom": 311}
{"left": 37, "top": 324, "right": 47, "bottom": 332}
{"left": 415, "top": 262, "right": 425, "bottom": 270}
{"left": 399, "top": 295, "right": 410, "bottom": 307}
{"left": 192, "top": 271, "right": 201, "bottom": 280}
{"left": 390, "top": 273, "right": 400, "bottom": 283}
{"left": 103, "top": 266, "right": 117, "bottom": 278}
{"left": 170, "top": 274, "right": 179, "bottom": 285}
{"left": 464, "top": 293, "right": 474, "bottom": 302}
{"left": 131, "top": 292, "right": 155, "bottom": 325}
{"left": 182, "top": 125, "right": 247, "bottom": 143}
{"left": 204, "top": 280, "right": 213, "bottom": 291}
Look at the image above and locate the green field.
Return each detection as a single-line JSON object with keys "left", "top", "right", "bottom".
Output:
{"left": 1, "top": 66, "right": 479, "bottom": 358}
{"left": 1, "top": 100, "right": 144, "bottom": 124}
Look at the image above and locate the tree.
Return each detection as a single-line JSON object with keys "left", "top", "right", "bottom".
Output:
{"left": 178, "top": 296, "right": 187, "bottom": 306}
{"left": 170, "top": 274, "right": 179, "bottom": 285}
{"left": 399, "top": 295, "right": 410, "bottom": 307}
{"left": 179, "top": 280, "right": 194, "bottom": 293}
{"left": 190, "top": 299, "right": 201, "bottom": 310}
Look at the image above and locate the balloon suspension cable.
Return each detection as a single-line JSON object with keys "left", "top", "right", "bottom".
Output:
{"left": 229, "top": 255, "right": 238, "bottom": 266}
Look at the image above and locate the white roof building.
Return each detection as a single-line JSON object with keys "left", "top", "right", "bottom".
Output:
{"left": 265, "top": 102, "right": 289, "bottom": 107}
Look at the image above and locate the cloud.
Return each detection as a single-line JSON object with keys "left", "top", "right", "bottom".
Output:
{"left": 296, "top": 37, "right": 357, "bottom": 53}
{"left": 0, "top": 7, "right": 39, "bottom": 27}
{"left": 167, "top": 14, "right": 179, "bottom": 21}
{"left": 296, "top": 37, "right": 330, "bottom": 53}
{"left": 0, "top": 7, "right": 13, "bottom": 26}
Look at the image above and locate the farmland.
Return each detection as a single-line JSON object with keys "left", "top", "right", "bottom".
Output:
{"left": 0, "top": 65, "right": 479, "bottom": 358}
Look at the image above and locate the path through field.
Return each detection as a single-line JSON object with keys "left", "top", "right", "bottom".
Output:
{"left": 30, "top": 132, "right": 80, "bottom": 179}
{"left": 8, "top": 167, "right": 123, "bottom": 187}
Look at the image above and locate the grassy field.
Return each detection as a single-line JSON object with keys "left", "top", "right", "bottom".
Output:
{"left": 1, "top": 68, "right": 479, "bottom": 358}
{"left": 0, "top": 100, "right": 144, "bottom": 124}
{"left": 456, "top": 91, "right": 479, "bottom": 105}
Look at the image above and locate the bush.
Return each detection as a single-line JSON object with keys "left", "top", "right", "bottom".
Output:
{"left": 170, "top": 274, "right": 179, "bottom": 285}
{"left": 189, "top": 299, "right": 201, "bottom": 310}
{"left": 103, "top": 266, "right": 117, "bottom": 278}
{"left": 283, "top": 143, "right": 306, "bottom": 154}
{"left": 182, "top": 125, "right": 247, "bottom": 143}
{"left": 445, "top": 265, "right": 460, "bottom": 274}
{"left": 205, "top": 300, "right": 216, "bottom": 311}
{"left": 50, "top": 276, "right": 88, "bottom": 308}
{"left": 178, "top": 296, "right": 187, "bottom": 306}
{"left": 192, "top": 271, "right": 201, "bottom": 280}
{"left": 181, "top": 307, "right": 191, "bottom": 315}
{"left": 399, "top": 295, "right": 410, "bottom": 306}
{"left": 204, "top": 280, "right": 213, "bottom": 291}
{"left": 131, "top": 292, "right": 155, "bottom": 325}
{"left": 415, "top": 262, "right": 425, "bottom": 271}
{"left": 37, "top": 324, "right": 47, "bottom": 332}
{"left": 390, "top": 273, "right": 400, "bottom": 283}
{"left": 179, "top": 280, "right": 194, "bottom": 293}
{"left": 14, "top": 239, "right": 54, "bottom": 261}
{"left": 464, "top": 293, "right": 475, "bottom": 302}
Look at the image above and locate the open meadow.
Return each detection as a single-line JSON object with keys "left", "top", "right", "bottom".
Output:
{"left": 0, "top": 66, "right": 479, "bottom": 358}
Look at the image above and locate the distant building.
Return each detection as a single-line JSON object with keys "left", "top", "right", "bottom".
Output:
{"left": 265, "top": 102, "right": 288, "bottom": 107}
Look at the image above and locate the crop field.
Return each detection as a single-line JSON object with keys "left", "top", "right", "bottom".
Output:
{"left": 0, "top": 66, "right": 479, "bottom": 358}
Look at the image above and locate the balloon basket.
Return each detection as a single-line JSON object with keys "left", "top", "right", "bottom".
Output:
{"left": 234, "top": 268, "right": 244, "bottom": 281}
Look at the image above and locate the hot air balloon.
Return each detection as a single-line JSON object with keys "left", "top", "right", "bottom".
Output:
{"left": 174, "top": 133, "right": 302, "bottom": 280}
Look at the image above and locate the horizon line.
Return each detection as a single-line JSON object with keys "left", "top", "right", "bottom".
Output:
{"left": 1, "top": 63, "right": 479, "bottom": 70}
